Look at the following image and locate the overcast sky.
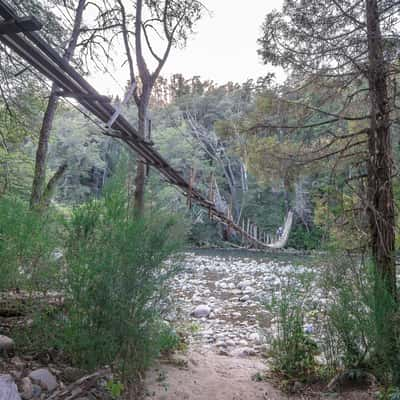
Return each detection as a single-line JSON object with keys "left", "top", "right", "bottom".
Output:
{"left": 91, "top": 1, "right": 284, "bottom": 95}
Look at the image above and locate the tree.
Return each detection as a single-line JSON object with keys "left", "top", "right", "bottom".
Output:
{"left": 258, "top": 0, "right": 400, "bottom": 381}
{"left": 113, "top": 0, "right": 204, "bottom": 215}
{"left": 30, "top": 0, "right": 87, "bottom": 209}
{"left": 259, "top": 0, "right": 399, "bottom": 293}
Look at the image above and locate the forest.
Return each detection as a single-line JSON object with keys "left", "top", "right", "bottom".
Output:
{"left": 0, "top": 0, "right": 400, "bottom": 399}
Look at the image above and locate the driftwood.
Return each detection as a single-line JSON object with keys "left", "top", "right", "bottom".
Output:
{"left": 46, "top": 368, "right": 111, "bottom": 400}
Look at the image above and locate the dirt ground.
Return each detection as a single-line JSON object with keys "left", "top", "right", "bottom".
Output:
{"left": 144, "top": 349, "right": 284, "bottom": 400}
{"left": 144, "top": 348, "right": 375, "bottom": 400}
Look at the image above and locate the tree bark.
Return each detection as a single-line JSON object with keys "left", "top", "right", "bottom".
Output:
{"left": 365, "top": 0, "right": 397, "bottom": 297}
{"left": 366, "top": 0, "right": 399, "bottom": 384}
{"left": 133, "top": 89, "right": 151, "bottom": 215}
{"left": 30, "top": 0, "right": 86, "bottom": 209}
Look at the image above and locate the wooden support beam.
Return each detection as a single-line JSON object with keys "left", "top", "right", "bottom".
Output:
{"left": 207, "top": 173, "right": 214, "bottom": 219}
{"left": 106, "top": 81, "right": 136, "bottom": 129}
{"left": 54, "top": 90, "right": 111, "bottom": 103}
{"left": 187, "top": 167, "right": 195, "bottom": 209}
{"left": 0, "top": 16, "right": 42, "bottom": 35}
{"left": 146, "top": 118, "right": 151, "bottom": 177}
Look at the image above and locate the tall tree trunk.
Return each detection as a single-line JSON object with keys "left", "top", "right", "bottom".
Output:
{"left": 133, "top": 92, "right": 150, "bottom": 215}
{"left": 366, "top": 0, "right": 397, "bottom": 297}
{"left": 30, "top": 0, "right": 86, "bottom": 209}
{"left": 366, "top": 0, "right": 399, "bottom": 384}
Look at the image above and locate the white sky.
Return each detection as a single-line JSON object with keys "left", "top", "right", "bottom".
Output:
{"left": 90, "top": 1, "right": 284, "bottom": 95}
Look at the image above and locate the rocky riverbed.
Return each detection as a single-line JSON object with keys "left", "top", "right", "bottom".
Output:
{"left": 145, "top": 250, "right": 376, "bottom": 400}
{"left": 165, "top": 250, "right": 322, "bottom": 357}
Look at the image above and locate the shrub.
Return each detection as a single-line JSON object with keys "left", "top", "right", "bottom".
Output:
{"left": 58, "top": 183, "right": 186, "bottom": 380}
{"left": 0, "top": 196, "right": 59, "bottom": 292}
{"left": 320, "top": 255, "right": 400, "bottom": 385}
{"left": 266, "top": 273, "right": 319, "bottom": 381}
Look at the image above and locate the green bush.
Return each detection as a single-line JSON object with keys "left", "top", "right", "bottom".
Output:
{"left": 288, "top": 224, "right": 324, "bottom": 250}
{"left": 0, "top": 196, "right": 60, "bottom": 292}
{"left": 320, "top": 256, "right": 400, "bottom": 385}
{"left": 266, "top": 274, "right": 318, "bottom": 381}
{"left": 58, "top": 183, "right": 186, "bottom": 379}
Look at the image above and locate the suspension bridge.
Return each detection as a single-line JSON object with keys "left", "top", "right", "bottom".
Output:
{"left": 0, "top": 0, "right": 293, "bottom": 249}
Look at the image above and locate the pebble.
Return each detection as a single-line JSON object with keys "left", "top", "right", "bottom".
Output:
{"left": 232, "top": 347, "right": 257, "bottom": 357}
{"left": 243, "top": 286, "right": 255, "bottom": 294}
{"left": 248, "top": 332, "right": 262, "bottom": 344}
{"left": 237, "top": 280, "right": 252, "bottom": 290}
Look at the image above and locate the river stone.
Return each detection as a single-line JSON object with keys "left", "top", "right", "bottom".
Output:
{"left": 11, "top": 356, "right": 24, "bottom": 370}
{"left": 232, "top": 347, "right": 256, "bottom": 357}
{"left": 243, "top": 286, "right": 255, "bottom": 294}
{"left": 239, "top": 295, "right": 250, "bottom": 302}
{"left": 192, "top": 304, "right": 211, "bottom": 318}
{"left": 231, "top": 311, "right": 241, "bottom": 318}
{"left": 237, "top": 280, "right": 252, "bottom": 290}
{"left": 0, "top": 335, "right": 14, "bottom": 351}
{"left": 20, "top": 377, "right": 33, "bottom": 400}
{"left": 248, "top": 332, "right": 262, "bottom": 344}
{"left": 29, "top": 369, "right": 57, "bottom": 392}
{"left": 0, "top": 374, "right": 21, "bottom": 400}
{"left": 31, "top": 385, "right": 41, "bottom": 398}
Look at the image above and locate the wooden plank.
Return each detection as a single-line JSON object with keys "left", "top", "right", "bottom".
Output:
{"left": 0, "top": 16, "right": 42, "bottom": 35}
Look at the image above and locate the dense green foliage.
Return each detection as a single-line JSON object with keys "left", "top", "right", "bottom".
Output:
{"left": 321, "top": 257, "right": 400, "bottom": 384}
{"left": 61, "top": 181, "right": 185, "bottom": 374}
{"left": 0, "top": 196, "right": 60, "bottom": 291}
{"left": 7, "top": 178, "right": 186, "bottom": 380}
{"left": 266, "top": 255, "right": 400, "bottom": 390}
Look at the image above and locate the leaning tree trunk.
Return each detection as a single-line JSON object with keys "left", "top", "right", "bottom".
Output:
{"left": 366, "top": 0, "right": 397, "bottom": 297}
{"left": 30, "top": 0, "right": 86, "bottom": 209}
